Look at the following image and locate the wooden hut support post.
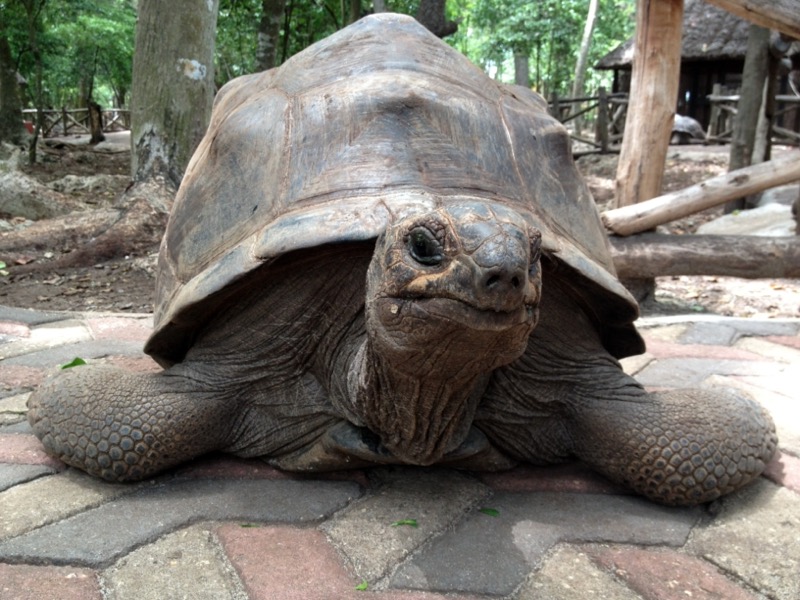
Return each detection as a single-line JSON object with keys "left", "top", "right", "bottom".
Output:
{"left": 614, "top": 0, "right": 684, "bottom": 208}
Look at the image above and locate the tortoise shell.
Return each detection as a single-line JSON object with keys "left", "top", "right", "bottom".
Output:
{"left": 145, "top": 13, "right": 640, "bottom": 366}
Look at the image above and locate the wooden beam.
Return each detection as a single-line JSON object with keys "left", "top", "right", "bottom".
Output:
{"left": 703, "top": 0, "right": 800, "bottom": 40}
{"left": 602, "top": 150, "right": 800, "bottom": 236}
{"left": 610, "top": 233, "right": 800, "bottom": 279}
{"left": 614, "top": 0, "right": 684, "bottom": 207}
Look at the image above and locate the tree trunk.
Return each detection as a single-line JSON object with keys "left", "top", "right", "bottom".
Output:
{"left": 130, "top": 0, "right": 219, "bottom": 190}
{"left": 416, "top": 0, "right": 457, "bottom": 38}
{"left": 614, "top": 0, "right": 684, "bottom": 208}
{"left": 602, "top": 150, "right": 800, "bottom": 236}
{"left": 725, "top": 24, "right": 769, "bottom": 213}
{"left": 88, "top": 100, "right": 105, "bottom": 145}
{"left": 570, "top": 0, "right": 599, "bottom": 136}
{"left": 514, "top": 52, "right": 530, "bottom": 88}
{"left": 21, "top": 0, "right": 46, "bottom": 165}
{"left": 373, "top": 0, "right": 387, "bottom": 12}
{"left": 345, "top": 0, "right": 361, "bottom": 24}
{"left": 9, "top": 0, "right": 221, "bottom": 272}
{"left": 0, "top": 33, "right": 26, "bottom": 146}
{"left": 256, "top": 0, "right": 286, "bottom": 71}
{"left": 610, "top": 234, "right": 800, "bottom": 279}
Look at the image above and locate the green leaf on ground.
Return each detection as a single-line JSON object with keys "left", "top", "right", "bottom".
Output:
{"left": 355, "top": 580, "right": 368, "bottom": 591}
{"left": 60, "top": 357, "right": 87, "bottom": 369}
{"left": 479, "top": 507, "right": 500, "bottom": 517}
{"left": 391, "top": 519, "right": 418, "bottom": 528}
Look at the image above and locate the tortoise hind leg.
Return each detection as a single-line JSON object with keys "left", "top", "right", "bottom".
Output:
{"left": 27, "top": 365, "right": 236, "bottom": 482}
{"left": 567, "top": 387, "right": 777, "bottom": 505}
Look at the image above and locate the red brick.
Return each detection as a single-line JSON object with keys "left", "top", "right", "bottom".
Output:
{"left": 217, "top": 525, "right": 479, "bottom": 600}
{"left": 479, "top": 463, "right": 627, "bottom": 495}
{"left": 0, "top": 564, "right": 101, "bottom": 600}
{"left": 587, "top": 545, "right": 758, "bottom": 600}
{"left": 766, "top": 335, "right": 800, "bottom": 351}
{"left": 645, "top": 340, "right": 761, "bottom": 361}
{"left": 0, "top": 434, "right": 65, "bottom": 469}
{"left": 0, "top": 322, "right": 30, "bottom": 338}
{"left": 763, "top": 450, "right": 800, "bottom": 494}
{"left": 0, "top": 365, "right": 46, "bottom": 390}
{"left": 86, "top": 317, "right": 152, "bottom": 342}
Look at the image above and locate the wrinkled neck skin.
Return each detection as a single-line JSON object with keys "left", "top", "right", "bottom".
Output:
{"left": 343, "top": 263, "right": 536, "bottom": 466}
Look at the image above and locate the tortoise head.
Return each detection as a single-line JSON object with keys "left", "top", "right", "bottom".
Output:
{"left": 354, "top": 202, "right": 542, "bottom": 464}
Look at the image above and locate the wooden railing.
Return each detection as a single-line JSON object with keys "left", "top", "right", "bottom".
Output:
{"left": 548, "top": 88, "right": 629, "bottom": 156}
{"left": 21, "top": 108, "right": 130, "bottom": 137}
{"left": 706, "top": 85, "right": 800, "bottom": 145}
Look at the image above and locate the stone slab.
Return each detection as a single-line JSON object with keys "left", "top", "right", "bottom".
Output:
{"left": 390, "top": 492, "right": 700, "bottom": 597}
{"left": 734, "top": 336, "right": 800, "bottom": 364}
{"left": 2, "top": 339, "right": 145, "bottom": 367}
{"left": 85, "top": 316, "right": 152, "bottom": 342}
{"left": 763, "top": 451, "right": 800, "bottom": 494}
{"left": 322, "top": 467, "right": 489, "bottom": 582}
{"left": 0, "top": 320, "right": 91, "bottom": 361}
{"left": 478, "top": 463, "right": 627, "bottom": 495}
{"left": 0, "top": 478, "right": 361, "bottom": 567}
{"left": 687, "top": 479, "right": 800, "bottom": 600}
{"left": 102, "top": 523, "right": 247, "bottom": 600}
{"left": 519, "top": 544, "right": 643, "bottom": 600}
{"left": 0, "top": 433, "right": 64, "bottom": 469}
{"left": 0, "top": 564, "right": 101, "bottom": 600}
{"left": 0, "top": 463, "right": 55, "bottom": 492}
{"left": 678, "top": 322, "right": 738, "bottom": 346}
{"left": 0, "top": 306, "right": 70, "bottom": 326}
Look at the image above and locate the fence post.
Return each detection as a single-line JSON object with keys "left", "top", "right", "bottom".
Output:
{"left": 596, "top": 87, "right": 609, "bottom": 153}
{"left": 707, "top": 83, "right": 722, "bottom": 139}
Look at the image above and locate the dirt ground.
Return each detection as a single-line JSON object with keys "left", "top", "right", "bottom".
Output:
{"left": 0, "top": 140, "right": 798, "bottom": 319}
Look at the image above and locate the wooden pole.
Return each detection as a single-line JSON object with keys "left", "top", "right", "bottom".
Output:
{"left": 614, "top": 0, "right": 684, "bottom": 208}
{"left": 704, "top": 0, "right": 800, "bottom": 40}
{"left": 602, "top": 150, "right": 800, "bottom": 236}
{"left": 610, "top": 233, "right": 800, "bottom": 279}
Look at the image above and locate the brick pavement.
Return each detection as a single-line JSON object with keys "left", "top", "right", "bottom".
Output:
{"left": 0, "top": 306, "right": 798, "bottom": 599}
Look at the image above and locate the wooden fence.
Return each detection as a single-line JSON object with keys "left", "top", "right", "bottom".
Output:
{"left": 549, "top": 86, "right": 800, "bottom": 155}
{"left": 21, "top": 108, "right": 130, "bottom": 138}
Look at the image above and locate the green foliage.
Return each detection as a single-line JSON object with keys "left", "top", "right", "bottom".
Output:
{"left": 355, "top": 580, "right": 369, "bottom": 591}
{"left": 478, "top": 507, "right": 499, "bottom": 516}
{"left": 448, "top": 0, "right": 635, "bottom": 97}
{"left": 60, "top": 357, "right": 87, "bottom": 369}
{"left": 390, "top": 518, "right": 418, "bottom": 527}
{"left": 3, "top": 0, "right": 135, "bottom": 108}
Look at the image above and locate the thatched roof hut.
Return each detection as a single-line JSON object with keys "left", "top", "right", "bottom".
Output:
{"left": 596, "top": 0, "right": 751, "bottom": 126}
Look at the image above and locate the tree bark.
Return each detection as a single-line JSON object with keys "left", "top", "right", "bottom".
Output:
{"left": 514, "top": 52, "right": 530, "bottom": 88}
{"left": 256, "top": 0, "right": 286, "bottom": 71}
{"left": 130, "top": 0, "right": 219, "bottom": 190}
{"left": 570, "top": 0, "right": 599, "bottom": 136}
{"left": 416, "top": 0, "right": 457, "bottom": 38}
{"left": 373, "top": 0, "right": 387, "bottom": 12}
{"left": 614, "top": 0, "right": 684, "bottom": 208}
{"left": 725, "top": 24, "right": 769, "bottom": 213}
{"left": 0, "top": 33, "right": 26, "bottom": 146}
{"left": 88, "top": 100, "right": 106, "bottom": 145}
{"left": 704, "top": 0, "right": 800, "bottom": 39}
{"left": 610, "top": 234, "right": 800, "bottom": 279}
{"left": 602, "top": 151, "right": 800, "bottom": 236}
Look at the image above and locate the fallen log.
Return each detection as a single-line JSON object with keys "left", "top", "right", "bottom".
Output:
{"left": 609, "top": 233, "right": 800, "bottom": 279}
{"left": 601, "top": 151, "right": 800, "bottom": 236}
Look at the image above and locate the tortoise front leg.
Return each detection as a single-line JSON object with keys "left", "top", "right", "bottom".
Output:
{"left": 27, "top": 365, "right": 236, "bottom": 481}
{"left": 567, "top": 387, "right": 777, "bottom": 505}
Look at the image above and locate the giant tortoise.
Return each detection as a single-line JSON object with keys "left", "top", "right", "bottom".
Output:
{"left": 28, "top": 13, "right": 777, "bottom": 506}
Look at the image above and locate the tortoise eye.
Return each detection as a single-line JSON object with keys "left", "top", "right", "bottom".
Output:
{"left": 529, "top": 232, "right": 542, "bottom": 276}
{"left": 408, "top": 227, "right": 443, "bottom": 266}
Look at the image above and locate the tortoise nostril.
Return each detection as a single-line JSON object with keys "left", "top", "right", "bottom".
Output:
{"left": 511, "top": 276, "right": 521, "bottom": 289}
{"left": 486, "top": 274, "right": 501, "bottom": 289}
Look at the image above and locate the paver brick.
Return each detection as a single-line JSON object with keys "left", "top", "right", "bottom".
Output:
{"left": 0, "top": 306, "right": 69, "bottom": 326}
{"left": 0, "top": 322, "right": 30, "bottom": 338}
{"left": 478, "top": 463, "right": 626, "bottom": 495}
{"left": 2, "top": 339, "right": 145, "bottom": 368}
{"left": 0, "top": 433, "right": 64, "bottom": 468}
{"left": 734, "top": 336, "right": 800, "bottom": 363}
{"left": 687, "top": 479, "right": 800, "bottom": 600}
{"left": 586, "top": 545, "right": 759, "bottom": 600}
{"left": 763, "top": 451, "right": 800, "bottom": 494}
{"left": 390, "top": 492, "right": 700, "bottom": 597}
{"left": 102, "top": 524, "right": 247, "bottom": 600}
{"left": 0, "top": 365, "right": 45, "bottom": 393}
{"left": 678, "top": 322, "right": 738, "bottom": 346}
{"left": 218, "top": 524, "right": 480, "bottom": 600}
{"left": 519, "top": 544, "right": 643, "bottom": 600}
{"left": 635, "top": 358, "right": 784, "bottom": 388}
{"left": 85, "top": 316, "right": 152, "bottom": 342}
{"left": 322, "top": 467, "right": 489, "bottom": 582}
{"left": 0, "top": 463, "right": 55, "bottom": 492}
{"left": 0, "top": 478, "right": 361, "bottom": 566}
{"left": 644, "top": 340, "right": 761, "bottom": 361}
{"left": 0, "top": 469, "right": 129, "bottom": 541}
{"left": 0, "top": 320, "right": 91, "bottom": 361}
{"left": 0, "top": 564, "right": 101, "bottom": 600}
